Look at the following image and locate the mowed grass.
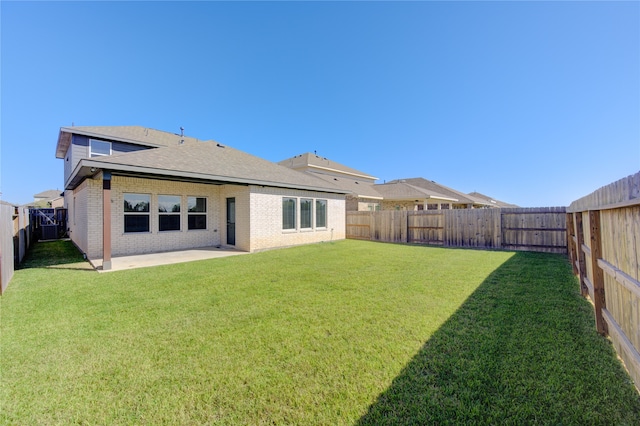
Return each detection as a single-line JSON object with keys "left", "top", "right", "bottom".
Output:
{"left": 1, "top": 240, "right": 639, "bottom": 424}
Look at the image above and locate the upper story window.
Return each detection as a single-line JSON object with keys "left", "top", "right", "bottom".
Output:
{"left": 90, "top": 139, "right": 112, "bottom": 157}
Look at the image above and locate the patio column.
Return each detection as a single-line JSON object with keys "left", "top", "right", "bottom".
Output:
{"left": 102, "top": 171, "right": 112, "bottom": 271}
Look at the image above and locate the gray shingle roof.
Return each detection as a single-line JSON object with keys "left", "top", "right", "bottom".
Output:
{"left": 56, "top": 126, "right": 205, "bottom": 158}
{"left": 73, "top": 141, "right": 346, "bottom": 193}
{"left": 468, "top": 191, "right": 518, "bottom": 207}
{"left": 278, "top": 153, "right": 377, "bottom": 181}
{"left": 33, "top": 189, "right": 63, "bottom": 200}
{"left": 385, "top": 178, "right": 488, "bottom": 205}
{"left": 309, "top": 173, "right": 383, "bottom": 199}
{"left": 374, "top": 182, "right": 457, "bottom": 201}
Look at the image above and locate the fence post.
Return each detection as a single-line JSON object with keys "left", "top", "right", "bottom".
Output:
{"left": 589, "top": 209, "right": 607, "bottom": 335}
{"left": 575, "top": 213, "right": 588, "bottom": 297}
{"left": 566, "top": 213, "right": 577, "bottom": 274}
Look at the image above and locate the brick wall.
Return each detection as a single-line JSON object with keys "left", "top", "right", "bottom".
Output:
{"left": 107, "top": 176, "right": 222, "bottom": 258}
{"left": 66, "top": 181, "right": 90, "bottom": 255}
{"left": 219, "top": 185, "right": 251, "bottom": 251}
{"left": 73, "top": 175, "right": 346, "bottom": 260}
{"left": 248, "top": 186, "right": 345, "bottom": 252}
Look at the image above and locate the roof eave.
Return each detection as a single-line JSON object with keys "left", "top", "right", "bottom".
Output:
{"left": 59, "top": 127, "right": 169, "bottom": 149}
{"left": 56, "top": 130, "right": 72, "bottom": 159}
{"left": 66, "top": 160, "right": 349, "bottom": 194}
{"left": 307, "top": 164, "right": 378, "bottom": 181}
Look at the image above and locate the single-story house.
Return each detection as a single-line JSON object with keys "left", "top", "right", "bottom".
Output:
{"left": 467, "top": 191, "right": 518, "bottom": 208}
{"left": 381, "top": 178, "right": 502, "bottom": 210}
{"left": 56, "top": 126, "right": 348, "bottom": 270}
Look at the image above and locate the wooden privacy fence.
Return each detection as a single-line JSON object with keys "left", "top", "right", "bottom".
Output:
{"left": 566, "top": 171, "right": 640, "bottom": 390}
{"left": 0, "top": 204, "right": 32, "bottom": 295}
{"left": 346, "top": 207, "right": 567, "bottom": 253}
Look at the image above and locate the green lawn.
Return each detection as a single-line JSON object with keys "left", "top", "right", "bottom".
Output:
{"left": 1, "top": 240, "right": 639, "bottom": 424}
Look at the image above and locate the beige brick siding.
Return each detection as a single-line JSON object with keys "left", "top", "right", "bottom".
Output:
{"left": 65, "top": 181, "right": 91, "bottom": 255}
{"left": 71, "top": 174, "right": 346, "bottom": 260}
{"left": 248, "top": 186, "right": 345, "bottom": 252}
{"left": 381, "top": 200, "right": 423, "bottom": 211}
{"left": 108, "top": 176, "right": 222, "bottom": 257}
{"left": 219, "top": 185, "right": 251, "bottom": 251}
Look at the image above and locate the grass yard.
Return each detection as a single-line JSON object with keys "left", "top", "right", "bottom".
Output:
{"left": 1, "top": 240, "right": 639, "bottom": 424}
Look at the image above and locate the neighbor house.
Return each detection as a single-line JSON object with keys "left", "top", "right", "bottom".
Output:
{"left": 379, "top": 178, "right": 503, "bottom": 210}
{"left": 56, "top": 126, "right": 347, "bottom": 270}
{"left": 277, "top": 155, "right": 516, "bottom": 211}
{"left": 278, "top": 153, "right": 383, "bottom": 211}
{"left": 32, "top": 189, "right": 64, "bottom": 208}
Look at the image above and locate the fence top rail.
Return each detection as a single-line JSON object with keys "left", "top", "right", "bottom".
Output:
{"left": 567, "top": 171, "right": 640, "bottom": 213}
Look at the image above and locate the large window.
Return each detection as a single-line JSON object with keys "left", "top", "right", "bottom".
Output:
{"left": 316, "top": 199, "right": 327, "bottom": 228}
{"left": 90, "top": 139, "right": 111, "bottom": 157}
{"left": 124, "top": 193, "right": 150, "bottom": 233}
{"left": 300, "top": 198, "right": 313, "bottom": 229}
{"left": 158, "top": 195, "right": 181, "bottom": 231}
{"left": 188, "top": 197, "right": 207, "bottom": 230}
{"left": 282, "top": 198, "right": 296, "bottom": 230}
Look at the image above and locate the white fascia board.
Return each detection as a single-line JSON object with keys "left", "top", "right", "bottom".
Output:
{"left": 70, "top": 160, "right": 350, "bottom": 194}
{"left": 307, "top": 164, "right": 378, "bottom": 181}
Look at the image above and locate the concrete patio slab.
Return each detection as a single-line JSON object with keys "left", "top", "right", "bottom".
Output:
{"left": 90, "top": 247, "right": 248, "bottom": 272}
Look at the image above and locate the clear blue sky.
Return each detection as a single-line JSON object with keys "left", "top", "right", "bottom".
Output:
{"left": 1, "top": 1, "right": 638, "bottom": 207}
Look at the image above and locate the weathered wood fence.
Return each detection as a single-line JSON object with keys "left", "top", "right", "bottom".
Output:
{"left": 566, "top": 171, "right": 640, "bottom": 390}
{"left": 346, "top": 207, "right": 567, "bottom": 253}
{"left": 0, "top": 203, "right": 31, "bottom": 295}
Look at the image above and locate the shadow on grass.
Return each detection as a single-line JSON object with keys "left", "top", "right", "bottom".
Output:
{"left": 19, "top": 240, "right": 93, "bottom": 271}
{"left": 357, "top": 252, "right": 640, "bottom": 425}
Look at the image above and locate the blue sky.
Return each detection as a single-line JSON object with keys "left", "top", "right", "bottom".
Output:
{"left": 1, "top": 1, "right": 638, "bottom": 207}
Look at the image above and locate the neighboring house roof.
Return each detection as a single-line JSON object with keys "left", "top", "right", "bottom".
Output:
{"left": 278, "top": 153, "right": 378, "bottom": 182}
{"left": 309, "top": 173, "right": 383, "bottom": 200}
{"left": 374, "top": 181, "right": 458, "bottom": 202}
{"left": 34, "top": 189, "right": 62, "bottom": 200}
{"left": 68, "top": 141, "right": 348, "bottom": 194}
{"left": 56, "top": 126, "right": 204, "bottom": 159}
{"left": 385, "top": 178, "right": 492, "bottom": 206}
{"left": 468, "top": 191, "right": 518, "bottom": 208}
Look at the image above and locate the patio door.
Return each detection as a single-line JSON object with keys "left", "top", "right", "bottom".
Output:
{"left": 226, "top": 197, "right": 235, "bottom": 245}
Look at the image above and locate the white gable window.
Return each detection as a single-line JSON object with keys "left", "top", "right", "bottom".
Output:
{"left": 90, "top": 139, "right": 111, "bottom": 157}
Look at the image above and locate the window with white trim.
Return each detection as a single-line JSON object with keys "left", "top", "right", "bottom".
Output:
{"left": 90, "top": 139, "right": 111, "bottom": 157}
{"left": 315, "top": 199, "right": 327, "bottom": 228}
{"left": 158, "top": 195, "right": 181, "bottom": 231}
{"left": 187, "top": 197, "right": 207, "bottom": 230}
{"left": 124, "top": 193, "right": 150, "bottom": 233}
{"left": 282, "top": 198, "right": 296, "bottom": 230}
{"left": 300, "top": 198, "right": 313, "bottom": 229}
